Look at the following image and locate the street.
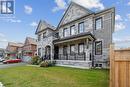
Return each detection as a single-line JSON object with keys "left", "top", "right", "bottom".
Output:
{"left": 0, "top": 62, "right": 27, "bottom": 69}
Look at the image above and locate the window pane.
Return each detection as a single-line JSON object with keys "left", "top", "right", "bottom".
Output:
{"left": 79, "top": 22, "right": 84, "bottom": 33}
{"left": 79, "top": 44, "right": 84, "bottom": 53}
{"left": 70, "top": 25, "right": 75, "bottom": 35}
{"left": 64, "top": 28, "right": 70, "bottom": 37}
{"left": 38, "top": 48, "right": 41, "bottom": 56}
{"left": 43, "top": 32, "right": 46, "bottom": 38}
{"left": 96, "top": 18, "right": 102, "bottom": 30}
{"left": 63, "top": 46, "right": 67, "bottom": 55}
{"left": 95, "top": 41, "right": 102, "bottom": 55}
{"left": 70, "top": 45, "right": 75, "bottom": 54}
{"left": 38, "top": 34, "right": 41, "bottom": 41}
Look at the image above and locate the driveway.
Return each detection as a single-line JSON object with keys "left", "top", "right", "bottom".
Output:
{"left": 0, "top": 62, "right": 27, "bottom": 69}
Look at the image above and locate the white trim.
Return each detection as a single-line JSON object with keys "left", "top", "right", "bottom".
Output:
{"left": 56, "top": 64, "right": 90, "bottom": 69}
{"left": 55, "top": 60, "right": 92, "bottom": 63}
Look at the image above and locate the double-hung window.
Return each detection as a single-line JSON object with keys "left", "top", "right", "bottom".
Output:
{"left": 95, "top": 41, "right": 102, "bottom": 55}
{"left": 38, "top": 34, "right": 41, "bottom": 41}
{"left": 43, "top": 32, "right": 46, "bottom": 38}
{"left": 78, "top": 43, "right": 84, "bottom": 54}
{"left": 95, "top": 17, "right": 102, "bottom": 30}
{"left": 63, "top": 46, "right": 68, "bottom": 55}
{"left": 70, "top": 25, "right": 75, "bottom": 35}
{"left": 78, "top": 22, "right": 84, "bottom": 33}
{"left": 64, "top": 28, "right": 70, "bottom": 37}
{"left": 70, "top": 45, "right": 75, "bottom": 54}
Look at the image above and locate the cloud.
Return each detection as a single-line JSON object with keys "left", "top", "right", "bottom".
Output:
{"left": 72, "top": 0, "right": 105, "bottom": 10}
{"left": 24, "top": 5, "right": 33, "bottom": 14}
{"left": 115, "top": 22, "right": 126, "bottom": 31}
{"left": 30, "top": 22, "right": 38, "bottom": 27}
{"left": 115, "top": 14, "right": 122, "bottom": 21}
{"left": 0, "top": 33, "right": 5, "bottom": 37}
{"left": 114, "top": 37, "right": 130, "bottom": 43}
{"left": 127, "top": 14, "right": 130, "bottom": 20}
{"left": 128, "top": 1, "right": 130, "bottom": 6}
{"left": 52, "top": 0, "right": 67, "bottom": 12}
{"left": 0, "top": 38, "right": 8, "bottom": 42}
{"left": 0, "top": 33, "right": 8, "bottom": 48}
{"left": 52, "top": 0, "right": 105, "bottom": 12}
{"left": 5, "top": 19, "right": 22, "bottom": 23}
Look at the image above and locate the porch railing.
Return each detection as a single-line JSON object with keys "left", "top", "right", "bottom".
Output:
{"left": 54, "top": 53, "right": 86, "bottom": 61}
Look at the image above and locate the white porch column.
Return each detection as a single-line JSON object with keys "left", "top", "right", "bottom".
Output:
{"left": 41, "top": 40, "right": 43, "bottom": 58}
{"left": 51, "top": 44, "right": 54, "bottom": 61}
{"left": 85, "top": 38, "right": 89, "bottom": 61}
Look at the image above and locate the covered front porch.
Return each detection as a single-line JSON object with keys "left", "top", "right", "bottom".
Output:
{"left": 53, "top": 33, "right": 95, "bottom": 68}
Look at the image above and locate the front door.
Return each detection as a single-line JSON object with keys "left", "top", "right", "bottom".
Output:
{"left": 54, "top": 46, "right": 59, "bottom": 59}
{"left": 45, "top": 46, "right": 51, "bottom": 60}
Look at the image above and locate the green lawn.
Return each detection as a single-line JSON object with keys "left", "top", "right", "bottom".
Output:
{"left": 0, "top": 66, "right": 109, "bottom": 87}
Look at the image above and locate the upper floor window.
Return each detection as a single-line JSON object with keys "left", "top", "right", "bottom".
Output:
{"left": 70, "top": 45, "right": 75, "bottom": 54}
{"left": 54, "top": 32, "right": 59, "bottom": 38}
{"left": 43, "top": 32, "right": 46, "bottom": 38}
{"left": 70, "top": 25, "right": 75, "bottom": 35}
{"left": 38, "top": 34, "right": 41, "bottom": 41}
{"left": 78, "top": 43, "right": 84, "bottom": 54}
{"left": 64, "top": 28, "right": 70, "bottom": 37}
{"left": 78, "top": 22, "right": 84, "bottom": 33}
{"left": 95, "top": 17, "right": 102, "bottom": 30}
{"left": 95, "top": 41, "right": 102, "bottom": 55}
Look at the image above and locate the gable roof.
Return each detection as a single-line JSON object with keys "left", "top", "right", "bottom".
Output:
{"left": 25, "top": 37, "right": 37, "bottom": 45}
{"left": 8, "top": 42, "right": 24, "bottom": 47}
{"left": 35, "top": 20, "right": 56, "bottom": 34}
{"left": 57, "top": 1, "right": 93, "bottom": 28}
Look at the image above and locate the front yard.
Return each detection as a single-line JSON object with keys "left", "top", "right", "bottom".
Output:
{"left": 0, "top": 66, "right": 109, "bottom": 87}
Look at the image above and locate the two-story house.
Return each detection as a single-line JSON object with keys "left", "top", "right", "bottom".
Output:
{"left": 22, "top": 37, "right": 37, "bottom": 57}
{"left": 35, "top": 2, "right": 115, "bottom": 69}
{"left": 6, "top": 42, "right": 24, "bottom": 58}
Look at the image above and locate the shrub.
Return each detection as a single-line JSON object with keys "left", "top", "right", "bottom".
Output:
{"left": 31, "top": 56, "right": 41, "bottom": 65}
{"left": 5, "top": 57, "right": 10, "bottom": 60}
{"left": 40, "top": 60, "right": 56, "bottom": 67}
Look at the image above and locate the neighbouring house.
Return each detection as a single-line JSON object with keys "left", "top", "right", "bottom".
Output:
{"left": 35, "top": 2, "right": 115, "bottom": 69}
{"left": 22, "top": 37, "right": 37, "bottom": 57}
{"left": 6, "top": 42, "right": 24, "bottom": 58}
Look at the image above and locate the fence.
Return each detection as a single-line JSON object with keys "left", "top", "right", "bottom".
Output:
{"left": 55, "top": 53, "right": 86, "bottom": 61}
{"left": 110, "top": 45, "right": 130, "bottom": 87}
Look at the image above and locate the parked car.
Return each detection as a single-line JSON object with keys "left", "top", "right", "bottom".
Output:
{"left": 0, "top": 57, "right": 4, "bottom": 62}
{"left": 3, "top": 59, "right": 22, "bottom": 64}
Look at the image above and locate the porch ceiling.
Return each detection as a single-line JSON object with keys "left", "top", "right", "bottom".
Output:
{"left": 53, "top": 32, "right": 96, "bottom": 45}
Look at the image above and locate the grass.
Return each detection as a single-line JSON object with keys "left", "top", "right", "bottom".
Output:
{"left": 0, "top": 66, "right": 109, "bottom": 87}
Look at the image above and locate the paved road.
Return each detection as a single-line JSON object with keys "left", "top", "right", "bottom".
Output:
{"left": 0, "top": 62, "right": 27, "bottom": 69}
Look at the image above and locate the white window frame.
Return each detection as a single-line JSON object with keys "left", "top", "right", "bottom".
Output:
{"left": 78, "top": 22, "right": 84, "bottom": 33}
{"left": 70, "top": 25, "right": 75, "bottom": 35}
{"left": 95, "top": 17, "right": 102, "bottom": 30}
{"left": 63, "top": 28, "right": 70, "bottom": 37}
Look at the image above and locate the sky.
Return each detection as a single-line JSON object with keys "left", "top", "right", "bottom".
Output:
{"left": 0, "top": 0, "right": 130, "bottom": 49}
